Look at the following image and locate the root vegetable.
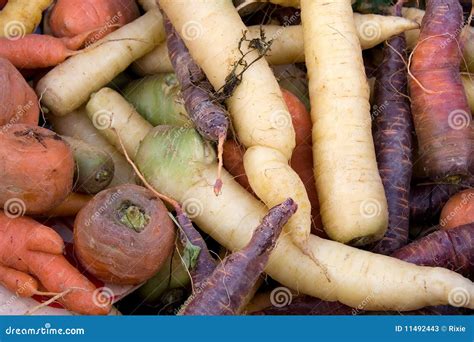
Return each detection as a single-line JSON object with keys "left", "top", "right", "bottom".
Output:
{"left": 63, "top": 136, "right": 114, "bottom": 194}
{"left": 440, "top": 189, "right": 474, "bottom": 229}
{"left": 0, "top": 31, "right": 97, "bottom": 69}
{"left": 134, "top": 15, "right": 419, "bottom": 75}
{"left": 160, "top": 0, "right": 313, "bottom": 256}
{"left": 133, "top": 125, "right": 474, "bottom": 311}
{"left": 0, "top": 57, "right": 39, "bottom": 127}
{"left": 392, "top": 222, "right": 474, "bottom": 280}
{"left": 48, "top": 107, "right": 136, "bottom": 186}
{"left": 0, "top": 124, "right": 74, "bottom": 215}
{"left": 74, "top": 184, "right": 176, "bottom": 285}
{"left": 123, "top": 74, "right": 190, "bottom": 127}
{"left": 408, "top": 0, "right": 473, "bottom": 182}
{"left": 301, "top": 0, "right": 388, "bottom": 244}
{"left": 0, "top": 213, "right": 110, "bottom": 315}
{"left": 36, "top": 9, "right": 165, "bottom": 116}
{"left": 164, "top": 16, "right": 229, "bottom": 194}
{"left": 410, "top": 183, "right": 465, "bottom": 224}
{"left": 49, "top": 0, "right": 139, "bottom": 46}
{"left": 0, "top": 0, "right": 52, "bottom": 39}
{"left": 85, "top": 88, "right": 152, "bottom": 159}
{"left": 179, "top": 199, "right": 297, "bottom": 315}
{"left": 371, "top": 5, "right": 413, "bottom": 255}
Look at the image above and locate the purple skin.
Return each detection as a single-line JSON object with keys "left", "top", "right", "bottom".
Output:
{"left": 392, "top": 222, "right": 474, "bottom": 280}
{"left": 163, "top": 15, "right": 229, "bottom": 194}
{"left": 179, "top": 198, "right": 297, "bottom": 315}
{"left": 410, "top": 183, "right": 464, "bottom": 224}
{"left": 175, "top": 207, "right": 217, "bottom": 288}
{"left": 370, "top": 5, "right": 413, "bottom": 255}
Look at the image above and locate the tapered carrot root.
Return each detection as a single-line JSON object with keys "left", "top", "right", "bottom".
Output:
{"left": 409, "top": 0, "right": 473, "bottom": 182}
{"left": 179, "top": 199, "right": 297, "bottom": 315}
{"left": 0, "top": 213, "right": 110, "bottom": 315}
{"left": 160, "top": 0, "right": 313, "bottom": 255}
{"left": 0, "top": 31, "right": 93, "bottom": 69}
{"left": 0, "top": 264, "right": 39, "bottom": 298}
{"left": 392, "top": 223, "right": 474, "bottom": 280}
{"left": 371, "top": 6, "right": 413, "bottom": 255}
{"left": 36, "top": 9, "right": 165, "bottom": 116}
{"left": 301, "top": 0, "right": 388, "bottom": 244}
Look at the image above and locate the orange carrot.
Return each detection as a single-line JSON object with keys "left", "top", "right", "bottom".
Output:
{"left": 222, "top": 140, "right": 253, "bottom": 192}
{"left": 440, "top": 189, "right": 474, "bottom": 229}
{"left": 0, "top": 58, "right": 39, "bottom": 126}
{"left": 49, "top": 0, "right": 139, "bottom": 46}
{"left": 0, "top": 30, "right": 96, "bottom": 69}
{"left": 0, "top": 213, "right": 110, "bottom": 314}
{"left": 0, "top": 124, "right": 74, "bottom": 215}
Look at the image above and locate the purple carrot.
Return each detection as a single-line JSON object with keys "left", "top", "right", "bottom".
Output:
{"left": 392, "top": 222, "right": 474, "bottom": 280}
{"left": 410, "top": 183, "right": 464, "bottom": 224}
{"left": 179, "top": 198, "right": 297, "bottom": 315}
{"left": 163, "top": 15, "right": 229, "bottom": 196}
{"left": 175, "top": 207, "right": 217, "bottom": 288}
{"left": 371, "top": 5, "right": 413, "bottom": 255}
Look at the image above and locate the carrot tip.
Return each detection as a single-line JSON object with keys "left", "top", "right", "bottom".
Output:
{"left": 213, "top": 179, "right": 223, "bottom": 196}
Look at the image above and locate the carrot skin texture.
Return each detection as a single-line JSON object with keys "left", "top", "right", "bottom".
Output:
{"left": 0, "top": 124, "right": 74, "bottom": 215}
{"left": 49, "top": 0, "right": 140, "bottom": 45}
{"left": 0, "top": 35, "right": 77, "bottom": 69}
{"left": 0, "top": 58, "right": 39, "bottom": 126}
{"left": 392, "top": 222, "right": 474, "bottom": 280}
{"left": 179, "top": 199, "right": 297, "bottom": 315}
{"left": 371, "top": 26, "right": 413, "bottom": 254}
{"left": 175, "top": 207, "right": 216, "bottom": 288}
{"left": 410, "top": 183, "right": 464, "bottom": 224}
{"left": 0, "top": 213, "right": 109, "bottom": 314}
{"left": 409, "top": 0, "right": 473, "bottom": 182}
{"left": 164, "top": 17, "right": 228, "bottom": 144}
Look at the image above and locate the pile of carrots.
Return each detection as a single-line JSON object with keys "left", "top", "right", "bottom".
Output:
{"left": 0, "top": 0, "right": 473, "bottom": 316}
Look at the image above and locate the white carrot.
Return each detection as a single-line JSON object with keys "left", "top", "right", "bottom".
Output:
{"left": 85, "top": 88, "right": 152, "bottom": 158}
{"left": 160, "top": 0, "right": 313, "bottom": 254}
{"left": 134, "top": 15, "right": 419, "bottom": 75}
{"left": 301, "top": 0, "right": 388, "bottom": 244}
{"left": 36, "top": 9, "right": 165, "bottom": 116}
{"left": 48, "top": 107, "right": 137, "bottom": 187}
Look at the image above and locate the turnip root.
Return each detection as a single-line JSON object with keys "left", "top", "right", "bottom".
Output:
{"left": 134, "top": 15, "right": 419, "bottom": 75}
{"left": 36, "top": 9, "right": 165, "bottom": 116}
{"left": 301, "top": 0, "right": 388, "bottom": 244}
{"left": 0, "top": 0, "right": 52, "bottom": 39}
{"left": 123, "top": 74, "right": 190, "bottom": 127}
{"left": 160, "top": 0, "right": 315, "bottom": 257}
{"left": 131, "top": 125, "right": 474, "bottom": 311}
{"left": 48, "top": 107, "right": 136, "bottom": 186}
{"left": 85, "top": 88, "right": 152, "bottom": 158}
